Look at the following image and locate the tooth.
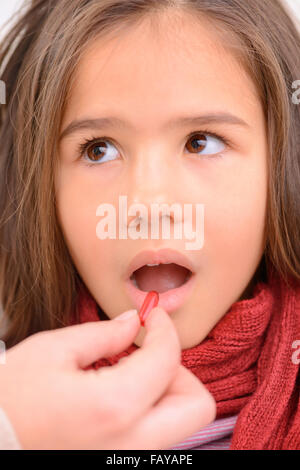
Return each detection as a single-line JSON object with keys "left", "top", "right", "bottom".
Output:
{"left": 146, "top": 262, "right": 172, "bottom": 266}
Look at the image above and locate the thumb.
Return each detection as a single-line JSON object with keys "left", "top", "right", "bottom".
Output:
{"left": 54, "top": 309, "right": 140, "bottom": 369}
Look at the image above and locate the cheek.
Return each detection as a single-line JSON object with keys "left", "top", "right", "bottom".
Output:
{"left": 55, "top": 175, "right": 100, "bottom": 269}
{"left": 55, "top": 168, "right": 121, "bottom": 289}
{"left": 204, "top": 161, "right": 267, "bottom": 275}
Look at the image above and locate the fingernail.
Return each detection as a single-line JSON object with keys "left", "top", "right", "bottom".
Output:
{"left": 138, "top": 291, "right": 159, "bottom": 326}
{"left": 115, "top": 309, "right": 138, "bottom": 321}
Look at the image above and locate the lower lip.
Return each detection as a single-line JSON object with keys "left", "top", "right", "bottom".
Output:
{"left": 124, "top": 273, "right": 197, "bottom": 314}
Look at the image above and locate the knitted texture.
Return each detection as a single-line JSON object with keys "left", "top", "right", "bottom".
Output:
{"left": 69, "top": 267, "right": 300, "bottom": 450}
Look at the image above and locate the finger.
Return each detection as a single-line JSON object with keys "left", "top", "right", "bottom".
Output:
{"left": 92, "top": 306, "right": 182, "bottom": 427}
{"left": 43, "top": 310, "right": 140, "bottom": 369}
{"left": 113, "top": 365, "right": 217, "bottom": 450}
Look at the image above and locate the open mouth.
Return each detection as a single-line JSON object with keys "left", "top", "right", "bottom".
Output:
{"left": 124, "top": 248, "right": 197, "bottom": 313}
{"left": 129, "top": 263, "right": 194, "bottom": 294}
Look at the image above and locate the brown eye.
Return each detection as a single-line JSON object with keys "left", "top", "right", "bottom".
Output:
{"left": 84, "top": 139, "right": 119, "bottom": 164}
{"left": 185, "top": 133, "right": 226, "bottom": 156}
{"left": 86, "top": 141, "right": 107, "bottom": 162}
{"left": 186, "top": 133, "right": 208, "bottom": 153}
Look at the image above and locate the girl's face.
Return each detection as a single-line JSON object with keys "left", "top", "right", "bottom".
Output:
{"left": 56, "top": 13, "right": 268, "bottom": 349}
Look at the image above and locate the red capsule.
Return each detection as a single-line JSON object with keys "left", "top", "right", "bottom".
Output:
{"left": 138, "top": 291, "right": 159, "bottom": 326}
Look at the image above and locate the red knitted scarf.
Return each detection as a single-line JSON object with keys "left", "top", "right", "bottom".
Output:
{"left": 70, "top": 268, "right": 300, "bottom": 450}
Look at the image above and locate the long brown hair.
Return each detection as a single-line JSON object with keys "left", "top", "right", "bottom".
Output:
{"left": 0, "top": 0, "right": 300, "bottom": 349}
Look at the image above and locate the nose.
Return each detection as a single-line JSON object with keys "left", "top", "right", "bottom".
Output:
{"left": 124, "top": 152, "right": 186, "bottom": 239}
{"left": 124, "top": 144, "right": 183, "bottom": 216}
{"left": 127, "top": 206, "right": 177, "bottom": 231}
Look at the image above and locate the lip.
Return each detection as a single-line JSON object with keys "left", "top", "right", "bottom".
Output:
{"left": 124, "top": 248, "right": 197, "bottom": 281}
{"left": 124, "top": 248, "right": 197, "bottom": 314}
{"left": 125, "top": 271, "right": 197, "bottom": 314}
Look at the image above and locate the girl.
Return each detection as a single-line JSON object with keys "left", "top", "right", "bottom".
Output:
{"left": 0, "top": 0, "right": 300, "bottom": 450}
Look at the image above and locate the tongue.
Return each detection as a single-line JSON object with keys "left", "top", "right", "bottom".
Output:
{"left": 133, "top": 263, "right": 190, "bottom": 293}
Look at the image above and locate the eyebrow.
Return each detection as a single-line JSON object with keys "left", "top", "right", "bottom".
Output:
{"left": 59, "top": 112, "right": 250, "bottom": 141}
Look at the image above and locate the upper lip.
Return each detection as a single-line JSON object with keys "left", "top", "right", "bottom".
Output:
{"left": 124, "top": 248, "right": 196, "bottom": 281}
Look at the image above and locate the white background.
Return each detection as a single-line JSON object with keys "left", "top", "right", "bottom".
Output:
{"left": 0, "top": 0, "right": 24, "bottom": 38}
{"left": 0, "top": 0, "right": 300, "bottom": 38}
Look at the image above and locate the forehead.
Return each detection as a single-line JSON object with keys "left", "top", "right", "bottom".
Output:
{"left": 62, "top": 12, "right": 261, "bottom": 131}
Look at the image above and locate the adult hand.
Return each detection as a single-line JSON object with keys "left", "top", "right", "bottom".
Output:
{"left": 0, "top": 306, "right": 216, "bottom": 449}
